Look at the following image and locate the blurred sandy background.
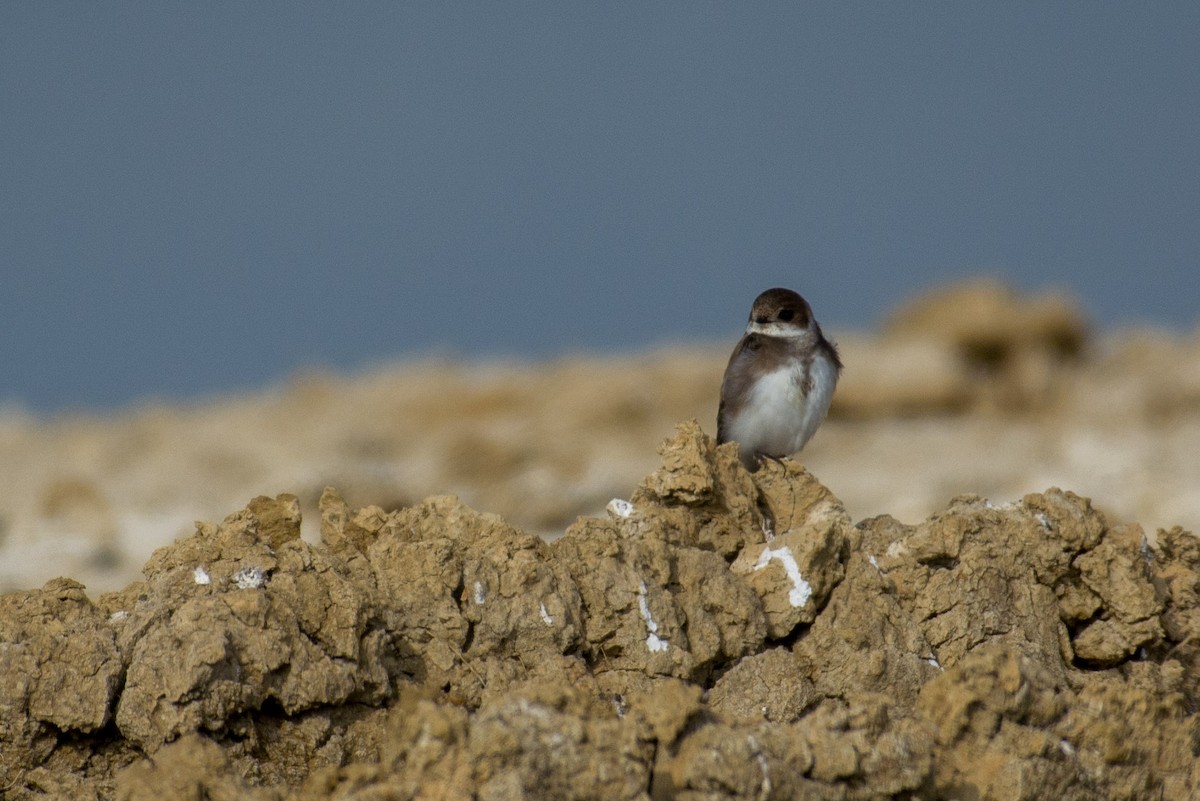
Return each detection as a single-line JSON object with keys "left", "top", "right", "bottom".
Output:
{"left": 3, "top": 280, "right": 1197, "bottom": 594}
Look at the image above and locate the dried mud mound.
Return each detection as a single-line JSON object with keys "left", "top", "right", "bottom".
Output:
{"left": 2, "top": 422, "right": 1198, "bottom": 800}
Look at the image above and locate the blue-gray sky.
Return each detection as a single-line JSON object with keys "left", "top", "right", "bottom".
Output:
{"left": 3, "top": 4, "right": 1198, "bottom": 411}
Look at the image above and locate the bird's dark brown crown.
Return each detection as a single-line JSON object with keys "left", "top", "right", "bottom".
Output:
{"left": 748, "top": 287, "right": 812, "bottom": 328}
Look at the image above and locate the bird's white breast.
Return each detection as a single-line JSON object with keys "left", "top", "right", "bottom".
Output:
{"left": 726, "top": 353, "right": 838, "bottom": 459}
{"left": 799, "top": 352, "right": 838, "bottom": 447}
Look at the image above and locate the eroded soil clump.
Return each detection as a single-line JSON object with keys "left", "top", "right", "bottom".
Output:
{"left": 2, "top": 422, "right": 1197, "bottom": 800}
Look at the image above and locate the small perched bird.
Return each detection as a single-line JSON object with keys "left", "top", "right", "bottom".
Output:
{"left": 717, "top": 288, "right": 842, "bottom": 471}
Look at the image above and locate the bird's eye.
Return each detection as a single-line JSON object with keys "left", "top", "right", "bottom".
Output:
{"left": 777, "top": 309, "right": 795, "bottom": 322}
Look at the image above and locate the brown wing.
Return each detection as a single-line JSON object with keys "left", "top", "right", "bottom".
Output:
{"left": 717, "top": 333, "right": 795, "bottom": 443}
{"left": 814, "top": 326, "right": 843, "bottom": 372}
{"left": 717, "top": 334, "right": 762, "bottom": 443}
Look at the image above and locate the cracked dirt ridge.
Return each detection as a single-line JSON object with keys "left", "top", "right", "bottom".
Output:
{"left": 1, "top": 420, "right": 1198, "bottom": 800}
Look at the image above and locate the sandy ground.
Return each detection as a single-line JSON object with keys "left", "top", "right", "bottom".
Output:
{"left": 2, "top": 281, "right": 1198, "bottom": 595}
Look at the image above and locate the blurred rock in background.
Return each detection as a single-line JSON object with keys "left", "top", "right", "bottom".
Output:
{"left": 1, "top": 280, "right": 1197, "bottom": 592}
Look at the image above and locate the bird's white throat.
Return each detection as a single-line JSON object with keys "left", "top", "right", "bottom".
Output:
{"left": 745, "top": 320, "right": 810, "bottom": 339}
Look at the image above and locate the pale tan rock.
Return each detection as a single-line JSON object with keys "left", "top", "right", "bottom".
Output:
{"left": 1071, "top": 617, "right": 1163, "bottom": 665}
{"left": 115, "top": 734, "right": 273, "bottom": 801}
{"left": 467, "top": 682, "right": 653, "bottom": 801}
{"left": 0, "top": 577, "right": 122, "bottom": 786}
{"left": 1074, "top": 522, "right": 1162, "bottom": 624}
{"left": 731, "top": 520, "right": 846, "bottom": 637}
{"left": 884, "top": 278, "right": 1090, "bottom": 411}
{"left": 915, "top": 646, "right": 1088, "bottom": 801}
{"left": 707, "top": 648, "right": 818, "bottom": 723}
{"left": 885, "top": 278, "right": 1087, "bottom": 361}
{"left": 833, "top": 335, "right": 974, "bottom": 417}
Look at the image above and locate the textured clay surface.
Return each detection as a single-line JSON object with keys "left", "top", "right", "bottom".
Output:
{"left": 2, "top": 420, "right": 1198, "bottom": 800}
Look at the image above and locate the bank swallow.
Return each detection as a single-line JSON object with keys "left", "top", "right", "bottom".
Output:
{"left": 717, "top": 288, "right": 842, "bottom": 471}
